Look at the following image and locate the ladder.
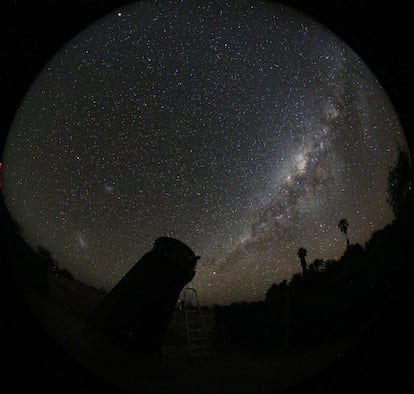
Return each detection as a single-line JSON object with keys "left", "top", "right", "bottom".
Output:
{"left": 183, "top": 286, "right": 211, "bottom": 357}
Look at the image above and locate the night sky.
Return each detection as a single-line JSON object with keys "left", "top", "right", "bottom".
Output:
{"left": 2, "top": 0, "right": 408, "bottom": 304}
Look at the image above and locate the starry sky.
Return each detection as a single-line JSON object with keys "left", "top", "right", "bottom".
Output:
{"left": 2, "top": 0, "right": 409, "bottom": 305}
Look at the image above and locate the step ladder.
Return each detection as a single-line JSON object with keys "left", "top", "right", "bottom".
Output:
{"left": 183, "top": 286, "right": 211, "bottom": 357}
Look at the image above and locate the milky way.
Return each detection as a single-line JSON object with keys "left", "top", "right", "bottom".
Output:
{"left": 2, "top": 0, "right": 408, "bottom": 304}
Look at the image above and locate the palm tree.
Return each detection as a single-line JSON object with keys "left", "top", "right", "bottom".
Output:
{"left": 338, "top": 218, "right": 349, "bottom": 248}
{"left": 297, "top": 247, "right": 308, "bottom": 274}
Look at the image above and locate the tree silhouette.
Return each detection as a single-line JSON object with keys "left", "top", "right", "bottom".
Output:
{"left": 37, "top": 245, "right": 56, "bottom": 270}
{"left": 338, "top": 218, "right": 349, "bottom": 248}
{"left": 307, "top": 262, "right": 316, "bottom": 273}
{"left": 387, "top": 148, "right": 412, "bottom": 217}
{"left": 297, "top": 247, "right": 308, "bottom": 274}
{"left": 313, "top": 258, "right": 324, "bottom": 272}
{"left": 60, "top": 268, "right": 74, "bottom": 280}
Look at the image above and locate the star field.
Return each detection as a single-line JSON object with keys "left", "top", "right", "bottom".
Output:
{"left": 2, "top": 0, "right": 408, "bottom": 304}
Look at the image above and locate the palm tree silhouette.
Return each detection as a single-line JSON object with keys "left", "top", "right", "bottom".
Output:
{"left": 338, "top": 218, "right": 349, "bottom": 248}
{"left": 297, "top": 247, "right": 308, "bottom": 274}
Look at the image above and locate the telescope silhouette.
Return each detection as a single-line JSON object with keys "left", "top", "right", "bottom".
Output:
{"left": 86, "top": 237, "right": 200, "bottom": 359}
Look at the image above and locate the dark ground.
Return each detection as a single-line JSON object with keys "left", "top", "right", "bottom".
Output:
{"left": 2, "top": 254, "right": 413, "bottom": 394}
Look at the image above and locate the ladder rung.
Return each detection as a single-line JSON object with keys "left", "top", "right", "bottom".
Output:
{"left": 183, "top": 285, "right": 212, "bottom": 356}
{"left": 190, "top": 344, "right": 211, "bottom": 349}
